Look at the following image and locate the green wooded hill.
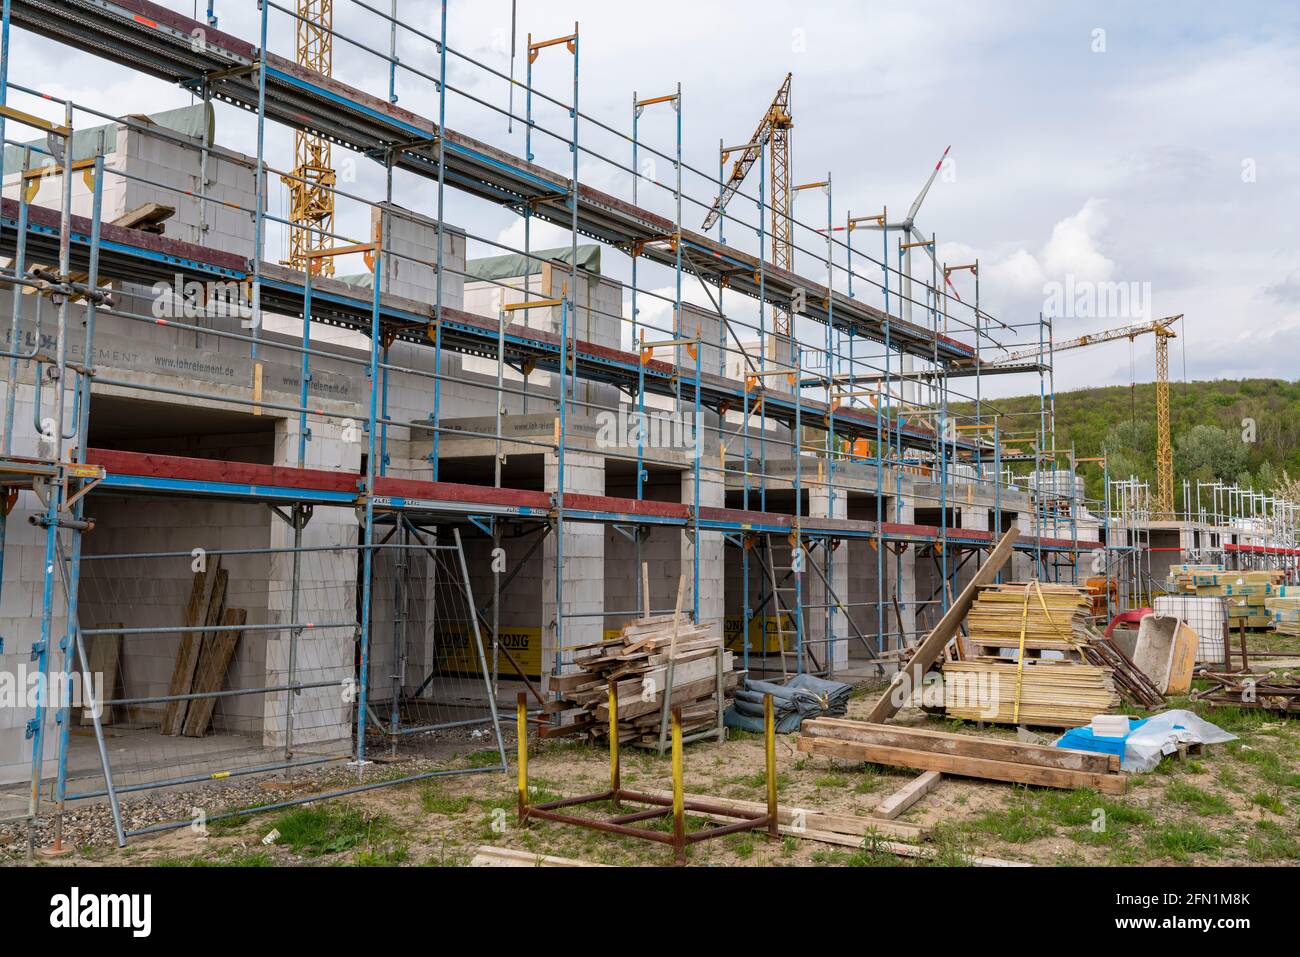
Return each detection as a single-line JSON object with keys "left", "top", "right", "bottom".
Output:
{"left": 952, "top": 378, "right": 1300, "bottom": 504}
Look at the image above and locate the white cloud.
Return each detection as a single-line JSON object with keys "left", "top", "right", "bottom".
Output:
{"left": 976, "top": 199, "right": 1113, "bottom": 305}
{"left": 1041, "top": 199, "right": 1114, "bottom": 281}
{"left": 986, "top": 248, "right": 1046, "bottom": 297}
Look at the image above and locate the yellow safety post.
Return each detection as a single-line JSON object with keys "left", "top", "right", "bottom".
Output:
{"left": 516, "top": 692, "right": 528, "bottom": 823}
{"left": 764, "top": 693, "right": 778, "bottom": 839}
{"left": 609, "top": 679, "right": 621, "bottom": 807}
{"left": 671, "top": 707, "right": 685, "bottom": 863}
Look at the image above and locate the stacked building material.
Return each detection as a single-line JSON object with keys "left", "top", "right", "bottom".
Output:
{"left": 1265, "top": 587, "right": 1300, "bottom": 636}
{"left": 549, "top": 615, "right": 739, "bottom": 744}
{"left": 1167, "top": 567, "right": 1284, "bottom": 629}
{"left": 1166, "top": 563, "right": 1226, "bottom": 593}
{"left": 965, "top": 582, "right": 1093, "bottom": 653}
{"left": 946, "top": 581, "right": 1122, "bottom": 727}
{"left": 943, "top": 660, "right": 1120, "bottom": 727}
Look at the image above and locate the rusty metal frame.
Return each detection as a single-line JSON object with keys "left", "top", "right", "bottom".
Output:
{"left": 515, "top": 690, "right": 778, "bottom": 864}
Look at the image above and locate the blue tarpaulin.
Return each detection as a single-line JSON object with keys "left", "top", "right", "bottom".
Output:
{"left": 1055, "top": 718, "right": 1148, "bottom": 760}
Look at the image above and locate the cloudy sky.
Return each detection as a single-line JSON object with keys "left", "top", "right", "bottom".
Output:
{"left": 9, "top": 1, "right": 1300, "bottom": 399}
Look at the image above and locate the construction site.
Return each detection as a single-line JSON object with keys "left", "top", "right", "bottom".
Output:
{"left": 0, "top": 0, "right": 1296, "bottom": 873}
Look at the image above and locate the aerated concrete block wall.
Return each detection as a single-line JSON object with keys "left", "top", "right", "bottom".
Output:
{"left": 541, "top": 451, "right": 604, "bottom": 692}
{"left": 0, "top": 387, "right": 63, "bottom": 786}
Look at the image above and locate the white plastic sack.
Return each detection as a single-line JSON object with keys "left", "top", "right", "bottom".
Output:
{"left": 1123, "top": 709, "right": 1237, "bottom": 772}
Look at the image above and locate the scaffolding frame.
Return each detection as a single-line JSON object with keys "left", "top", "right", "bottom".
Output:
{"left": 0, "top": 0, "right": 1101, "bottom": 848}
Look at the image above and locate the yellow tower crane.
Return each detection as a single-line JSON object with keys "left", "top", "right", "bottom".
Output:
{"left": 702, "top": 73, "right": 793, "bottom": 337}
{"left": 285, "top": 0, "right": 336, "bottom": 275}
{"left": 987, "top": 314, "right": 1183, "bottom": 517}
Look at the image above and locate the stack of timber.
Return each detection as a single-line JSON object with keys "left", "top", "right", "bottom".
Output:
{"left": 946, "top": 581, "right": 1122, "bottom": 727}
{"left": 550, "top": 615, "right": 739, "bottom": 743}
{"left": 965, "top": 582, "right": 1093, "bottom": 655}
{"left": 161, "top": 558, "right": 247, "bottom": 737}
{"left": 1192, "top": 671, "right": 1300, "bottom": 713}
{"left": 943, "top": 659, "right": 1121, "bottom": 727}
{"left": 797, "top": 719, "right": 1126, "bottom": 794}
{"left": 1265, "top": 588, "right": 1300, "bottom": 636}
{"left": 1167, "top": 568, "right": 1284, "bottom": 628}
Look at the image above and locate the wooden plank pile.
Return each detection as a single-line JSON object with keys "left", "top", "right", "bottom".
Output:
{"left": 948, "top": 581, "right": 1123, "bottom": 727}
{"left": 550, "top": 613, "right": 739, "bottom": 744}
{"left": 965, "top": 582, "right": 1093, "bottom": 655}
{"left": 797, "top": 719, "right": 1126, "bottom": 794}
{"left": 867, "top": 528, "right": 1021, "bottom": 724}
{"left": 161, "top": 557, "right": 247, "bottom": 737}
{"left": 942, "top": 659, "right": 1120, "bottom": 727}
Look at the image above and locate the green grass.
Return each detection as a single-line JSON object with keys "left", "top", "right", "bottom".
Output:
{"left": 353, "top": 843, "right": 411, "bottom": 866}
{"left": 1143, "top": 822, "right": 1222, "bottom": 862}
{"left": 727, "top": 832, "right": 757, "bottom": 859}
{"left": 964, "top": 787, "right": 1151, "bottom": 850}
{"left": 814, "top": 773, "right": 851, "bottom": 789}
{"left": 1201, "top": 705, "right": 1276, "bottom": 735}
{"left": 1236, "top": 745, "right": 1300, "bottom": 788}
{"left": 1216, "top": 765, "right": 1243, "bottom": 792}
{"left": 1250, "top": 790, "right": 1286, "bottom": 815}
{"left": 269, "top": 805, "right": 397, "bottom": 857}
{"left": 1164, "top": 780, "right": 1231, "bottom": 815}
{"left": 155, "top": 848, "right": 275, "bottom": 867}
{"left": 464, "top": 748, "right": 508, "bottom": 769}
{"left": 966, "top": 802, "right": 1054, "bottom": 844}
{"left": 1245, "top": 821, "right": 1300, "bottom": 861}
{"left": 719, "top": 770, "right": 788, "bottom": 793}
{"left": 419, "top": 784, "right": 473, "bottom": 816}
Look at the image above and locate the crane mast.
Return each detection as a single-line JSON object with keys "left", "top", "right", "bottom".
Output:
{"left": 702, "top": 74, "right": 793, "bottom": 338}
{"left": 286, "top": 0, "right": 336, "bottom": 275}
{"left": 987, "top": 314, "right": 1182, "bottom": 517}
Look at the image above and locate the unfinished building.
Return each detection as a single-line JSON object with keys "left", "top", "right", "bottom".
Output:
{"left": 0, "top": 0, "right": 1127, "bottom": 844}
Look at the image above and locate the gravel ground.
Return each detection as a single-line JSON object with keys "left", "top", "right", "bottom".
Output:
{"left": 0, "top": 722, "right": 514, "bottom": 860}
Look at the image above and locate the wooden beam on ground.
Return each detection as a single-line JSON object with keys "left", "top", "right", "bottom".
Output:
{"left": 773, "top": 824, "right": 1032, "bottom": 867}
{"left": 803, "top": 718, "right": 1120, "bottom": 774}
{"left": 471, "top": 846, "right": 608, "bottom": 867}
{"left": 797, "top": 735, "right": 1126, "bottom": 794}
{"left": 651, "top": 790, "right": 1029, "bottom": 866}
{"left": 872, "top": 770, "right": 942, "bottom": 821}
{"left": 865, "top": 527, "right": 1019, "bottom": 724}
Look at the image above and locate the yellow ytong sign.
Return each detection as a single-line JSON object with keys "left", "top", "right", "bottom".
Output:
{"left": 723, "top": 615, "right": 794, "bottom": 654}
